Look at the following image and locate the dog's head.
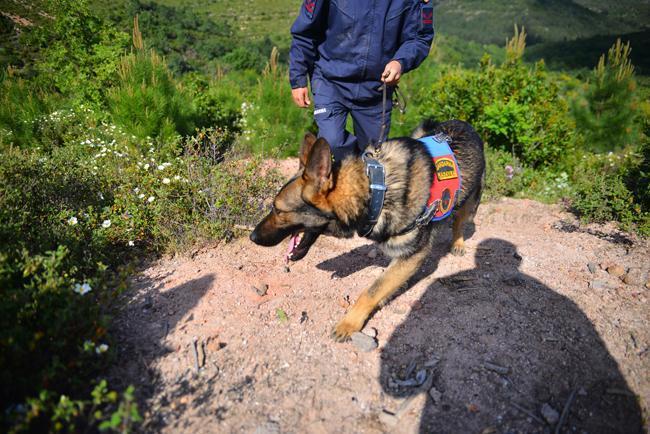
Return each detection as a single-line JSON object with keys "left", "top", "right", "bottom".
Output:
{"left": 250, "top": 133, "right": 336, "bottom": 261}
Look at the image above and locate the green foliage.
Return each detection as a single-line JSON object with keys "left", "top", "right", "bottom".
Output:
{"left": 25, "top": 0, "right": 130, "bottom": 104}
{"left": 0, "top": 107, "right": 280, "bottom": 431}
{"left": 569, "top": 146, "right": 649, "bottom": 234}
{"left": 572, "top": 39, "right": 641, "bottom": 152}
{"left": 9, "top": 380, "right": 140, "bottom": 433}
{"left": 236, "top": 67, "right": 314, "bottom": 156}
{"left": 107, "top": 48, "right": 197, "bottom": 143}
{"left": 0, "top": 74, "right": 60, "bottom": 147}
{"left": 183, "top": 73, "right": 242, "bottom": 137}
{"left": 421, "top": 29, "right": 576, "bottom": 168}
{"left": 123, "top": 0, "right": 236, "bottom": 74}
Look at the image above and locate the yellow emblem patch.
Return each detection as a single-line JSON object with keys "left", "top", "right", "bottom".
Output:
{"left": 435, "top": 157, "right": 458, "bottom": 181}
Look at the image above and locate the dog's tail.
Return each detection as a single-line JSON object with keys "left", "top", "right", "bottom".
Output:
{"left": 410, "top": 118, "right": 441, "bottom": 140}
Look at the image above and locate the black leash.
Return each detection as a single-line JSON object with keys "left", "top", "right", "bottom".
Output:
{"left": 358, "top": 83, "right": 408, "bottom": 238}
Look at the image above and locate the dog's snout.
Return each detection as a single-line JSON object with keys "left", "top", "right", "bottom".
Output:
{"left": 249, "top": 229, "right": 260, "bottom": 245}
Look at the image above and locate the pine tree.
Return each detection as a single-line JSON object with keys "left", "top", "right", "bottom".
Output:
{"left": 572, "top": 39, "right": 639, "bottom": 152}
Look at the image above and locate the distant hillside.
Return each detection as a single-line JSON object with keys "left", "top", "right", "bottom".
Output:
{"left": 434, "top": 0, "right": 649, "bottom": 45}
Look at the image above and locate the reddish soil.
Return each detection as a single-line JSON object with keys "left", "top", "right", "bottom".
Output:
{"left": 110, "top": 161, "right": 649, "bottom": 434}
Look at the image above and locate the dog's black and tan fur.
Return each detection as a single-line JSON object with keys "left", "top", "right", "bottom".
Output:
{"left": 250, "top": 120, "right": 485, "bottom": 340}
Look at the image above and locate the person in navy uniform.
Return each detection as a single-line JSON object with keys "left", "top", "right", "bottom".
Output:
{"left": 290, "top": 0, "right": 435, "bottom": 162}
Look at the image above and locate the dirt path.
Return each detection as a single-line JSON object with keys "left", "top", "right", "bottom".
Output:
{"left": 110, "top": 188, "right": 649, "bottom": 433}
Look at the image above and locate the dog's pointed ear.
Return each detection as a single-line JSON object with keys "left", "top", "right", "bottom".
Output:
{"left": 303, "top": 137, "right": 332, "bottom": 190}
{"left": 299, "top": 133, "right": 317, "bottom": 169}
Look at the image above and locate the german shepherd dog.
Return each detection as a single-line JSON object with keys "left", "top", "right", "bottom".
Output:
{"left": 250, "top": 120, "right": 485, "bottom": 341}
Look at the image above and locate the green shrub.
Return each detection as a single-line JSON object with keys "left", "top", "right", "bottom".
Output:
{"left": 570, "top": 148, "right": 649, "bottom": 234}
{"left": 0, "top": 74, "right": 61, "bottom": 148}
{"left": 239, "top": 67, "right": 314, "bottom": 156}
{"left": 420, "top": 28, "right": 576, "bottom": 168}
{"left": 183, "top": 72, "right": 242, "bottom": 138}
{"left": 26, "top": 0, "right": 129, "bottom": 104}
{"left": 107, "top": 48, "right": 197, "bottom": 143}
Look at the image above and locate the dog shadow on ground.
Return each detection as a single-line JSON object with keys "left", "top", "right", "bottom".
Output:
{"left": 109, "top": 274, "right": 216, "bottom": 430}
{"left": 316, "top": 222, "right": 476, "bottom": 280}
{"left": 379, "top": 238, "right": 642, "bottom": 433}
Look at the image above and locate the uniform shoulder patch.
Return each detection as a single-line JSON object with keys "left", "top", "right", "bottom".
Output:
{"left": 421, "top": 4, "right": 433, "bottom": 27}
{"left": 304, "top": 0, "right": 317, "bottom": 18}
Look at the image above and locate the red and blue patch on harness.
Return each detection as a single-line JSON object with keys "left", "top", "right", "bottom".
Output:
{"left": 418, "top": 135, "right": 462, "bottom": 222}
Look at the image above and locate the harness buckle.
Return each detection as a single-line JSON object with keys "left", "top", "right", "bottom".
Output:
{"left": 415, "top": 200, "right": 440, "bottom": 226}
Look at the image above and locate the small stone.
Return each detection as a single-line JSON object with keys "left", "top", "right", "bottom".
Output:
{"left": 367, "top": 248, "right": 378, "bottom": 259}
{"left": 578, "top": 387, "right": 588, "bottom": 396}
{"left": 351, "top": 332, "right": 378, "bottom": 352}
{"left": 606, "top": 264, "right": 626, "bottom": 278}
{"left": 623, "top": 268, "right": 646, "bottom": 286}
{"left": 590, "top": 280, "right": 611, "bottom": 290}
{"left": 541, "top": 403, "right": 560, "bottom": 425}
{"left": 253, "top": 284, "right": 269, "bottom": 297}
{"left": 363, "top": 327, "right": 377, "bottom": 338}
{"left": 587, "top": 262, "right": 598, "bottom": 274}
{"left": 429, "top": 387, "right": 442, "bottom": 405}
{"left": 283, "top": 265, "right": 291, "bottom": 273}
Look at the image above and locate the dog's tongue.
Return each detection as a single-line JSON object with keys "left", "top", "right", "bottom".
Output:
{"left": 285, "top": 233, "right": 301, "bottom": 263}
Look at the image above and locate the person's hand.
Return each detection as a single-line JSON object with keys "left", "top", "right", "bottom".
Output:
{"left": 381, "top": 60, "right": 402, "bottom": 86}
{"left": 291, "top": 87, "right": 311, "bottom": 108}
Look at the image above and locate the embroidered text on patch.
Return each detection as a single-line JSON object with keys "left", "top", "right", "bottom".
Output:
{"left": 435, "top": 157, "right": 458, "bottom": 181}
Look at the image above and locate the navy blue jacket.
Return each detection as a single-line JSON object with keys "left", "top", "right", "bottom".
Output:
{"left": 290, "top": 0, "right": 434, "bottom": 101}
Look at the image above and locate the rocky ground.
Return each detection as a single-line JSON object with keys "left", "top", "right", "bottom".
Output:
{"left": 110, "top": 178, "right": 649, "bottom": 433}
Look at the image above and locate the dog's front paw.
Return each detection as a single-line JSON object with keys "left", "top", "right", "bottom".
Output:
{"left": 331, "top": 319, "right": 363, "bottom": 342}
{"left": 450, "top": 241, "right": 466, "bottom": 257}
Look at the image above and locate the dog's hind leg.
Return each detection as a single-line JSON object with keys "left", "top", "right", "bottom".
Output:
{"left": 451, "top": 188, "right": 481, "bottom": 256}
{"left": 332, "top": 249, "right": 428, "bottom": 341}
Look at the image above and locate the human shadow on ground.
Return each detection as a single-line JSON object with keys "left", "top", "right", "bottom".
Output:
{"left": 379, "top": 238, "right": 642, "bottom": 434}
{"left": 109, "top": 273, "right": 216, "bottom": 431}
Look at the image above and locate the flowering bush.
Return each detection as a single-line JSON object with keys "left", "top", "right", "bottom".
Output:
{"left": 0, "top": 112, "right": 280, "bottom": 430}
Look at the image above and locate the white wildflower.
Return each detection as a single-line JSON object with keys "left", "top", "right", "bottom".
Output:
{"left": 68, "top": 216, "right": 78, "bottom": 225}
{"left": 138, "top": 193, "right": 145, "bottom": 199}
{"left": 144, "top": 163, "right": 150, "bottom": 170}
{"left": 73, "top": 282, "right": 92, "bottom": 295}
{"left": 147, "top": 196, "right": 155, "bottom": 203}
{"left": 95, "top": 344, "right": 109, "bottom": 354}
{"left": 128, "top": 240, "right": 135, "bottom": 246}
{"left": 162, "top": 178, "right": 170, "bottom": 185}
{"left": 102, "top": 219, "right": 111, "bottom": 228}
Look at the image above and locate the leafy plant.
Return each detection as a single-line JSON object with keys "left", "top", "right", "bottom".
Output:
{"left": 421, "top": 27, "right": 576, "bottom": 168}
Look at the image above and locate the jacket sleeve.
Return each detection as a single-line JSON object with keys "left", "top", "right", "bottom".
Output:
{"left": 392, "top": 1, "right": 434, "bottom": 74}
{"left": 289, "top": 0, "right": 328, "bottom": 89}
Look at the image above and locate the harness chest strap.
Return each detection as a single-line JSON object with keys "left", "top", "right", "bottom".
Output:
{"left": 358, "top": 155, "right": 387, "bottom": 237}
